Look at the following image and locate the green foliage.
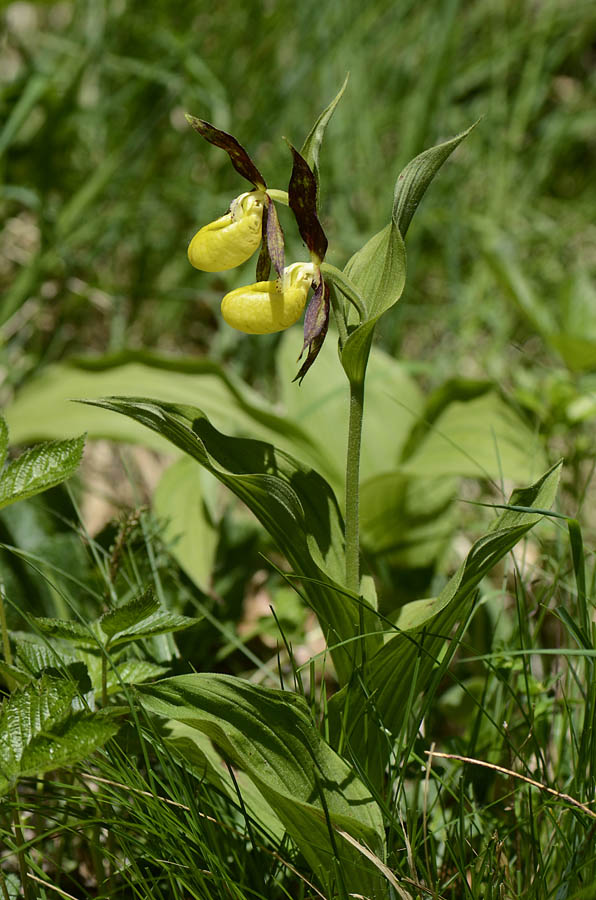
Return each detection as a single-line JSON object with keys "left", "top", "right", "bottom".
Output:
{"left": 0, "top": 413, "right": 84, "bottom": 511}
{"left": 329, "top": 461, "right": 562, "bottom": 785}
{"left": 0, "top": 674, "right": 118, "bottom": 796}
{"left": 140, "top": 673, "right": 389, "bottom": 898}
{"left": 153, "top": 457, "right": 218, "bottom": 592}
{"left": 35, "top": 589, "right": 200, "bottom": 653}
{"left": 84, "top": 396, "right": 377, "bottom": 684}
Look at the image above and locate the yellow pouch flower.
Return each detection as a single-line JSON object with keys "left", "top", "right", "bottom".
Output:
{"left": 221, "top": 263, "right": 313, "bottom": 334}
{"left": 188, "top": 191, "right": 265, "bottom": 272}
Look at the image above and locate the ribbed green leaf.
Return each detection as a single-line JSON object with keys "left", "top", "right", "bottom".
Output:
{"left": 401, "top": 390, "right": 547, "bottom": 482}
{"left": 339, "top": 125, "right": 474, "bottom": 386}
{"left": 33, "top": 617, "right": 99, "bottom": 648}
{"left": 393, "top": 122, "right": 477, "bottom": 238}
{"left": 139, "top": 674, "right": 388, "bottom": 899}
{"left": 0, "top": 675, "right": 118, "bottom": 795}
{"left": 104, "top": 611, "right": 200, "bottom": 648}
{"left": 87, "top": 397, "right": 381, "bottom": 684}
{"left": 341, "top": 223, "right": 406, "bottom": 385}
{"left": 278, "top": 329, "right": 424, "bottom": 491}
{"left": 4, "top": 352, "right": 324, "bottom": 474}
{"left": 330, "top": 462, "right": 561, "bottom": 785}
{"left": 0, "top": 435, "right": 85, "bottom": 510}
{"left": 163, "top": 721, "right": 285, "bottom": 842}
{"left": 99, "top": 590, "right": 159, "bottom": 640}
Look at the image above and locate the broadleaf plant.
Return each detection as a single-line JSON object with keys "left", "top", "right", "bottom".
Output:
{"left": 0, "top": 413, "right": 85, "bottom": 511}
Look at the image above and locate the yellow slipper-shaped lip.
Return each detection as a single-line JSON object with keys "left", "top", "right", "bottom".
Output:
{"left": 188, "top": 191, "right": 265, "bottom": 272}
{"left": 221, "top": 263, "right": 314, "bottom": 334}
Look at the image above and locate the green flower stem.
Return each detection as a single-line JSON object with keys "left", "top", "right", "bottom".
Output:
{"left": 345, "top": 378, "right": 365, "bottom": 594}
{"left": 265, "top": 189, "right": 289, "bottom": 206}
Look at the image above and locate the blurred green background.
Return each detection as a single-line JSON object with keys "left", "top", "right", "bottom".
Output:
{"left": 1, "top": 0, "right": 595, "bottom": 402}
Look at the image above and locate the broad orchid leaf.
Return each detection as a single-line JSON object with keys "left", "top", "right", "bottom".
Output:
{"left": 185, "top": 115, "right": 266, "bottom": 189}
{"left": 163, "top": 721, "right": 285, "bottom": 841}
{"left": 0, "top": 675, "right": 119, "bottom": 795}
{"left": 340, "top": 125, "right": 474, "bottom": 386}
{"left": 139, "top": 674, "right": 388, "bottom": 899}
{"left": 300, "top": 74, "right": 349, "bottom": 191}
{"left": 3, "top": 351, "right": 324, "bottom": 475}
{"left": 154, "top": 457, "right": 219, "bottom": 593}
{"left": 86, "top": 397, "right": 382, "bottom": 684}
{"left": 393, "top": 121, "right": 477, "bottom": 238}
{"left": 400, "top": 390, "right": 547, "bottom": 482}
{"left": 330, "top": 461, "right": 561, "bottom": 785}
{"left": 0, "top": 435, "right": 85, "bottom": 511}
{"left": 341, "top": 223, "right": 406, "bottom": 385}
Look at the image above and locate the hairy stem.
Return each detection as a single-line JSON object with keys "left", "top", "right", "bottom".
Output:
{"left": 345, "top": 379, "right": 365, "bottom": 593}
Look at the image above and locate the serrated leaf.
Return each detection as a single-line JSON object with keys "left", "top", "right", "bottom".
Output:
{"left": 16, "top": 711, "right": 118, "bottom": 787}
{"left": 88, "top": 397, "right": 381, "bottom": 684}
{"left": 99, "top": 590, "right": 159, "bottom": 640}
{"left": 0, "top": 660, "right": 32, "bottom": 688}
{"left": 82, "top": 658, "right": 168, "bottom": 697}
{"left": 15, "top": 635, "right": 77, "bottom": 675}
{"left": 106, "top": 610, "right": 200, "bottom": 648}
{"left": 329, "top": 461, "right": 561, "bottom": 786}
{"left": 393, "top": 122, "right": 477, "bottom": 238}
{"left": 0, "top": 435, "right": 85, "bottom": 510}
{"left": 139, "top": 674, "right": 387, "bottom": 899}
{"left": 154, "top": 457, "right": 218, "bottom": 592}
{"left": 33, "top": 617, "right": 99, "bottom": 648}
{"left": 0, "top": 675, "right": 118, "bottom": 795}
{"left": 111, "top": 660, "right": 168, "bottom": 689}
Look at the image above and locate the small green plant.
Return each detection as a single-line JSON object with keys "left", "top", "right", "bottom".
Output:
{"left": 83, "top": 84, "right": 563, "bottom": 898}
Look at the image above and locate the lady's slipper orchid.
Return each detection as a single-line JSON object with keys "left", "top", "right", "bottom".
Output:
{"left": 221, "top": 262, "right": 314, "bottom": 334}
{"left": 188, "top": 191, "right": 265, "bottom": 272}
